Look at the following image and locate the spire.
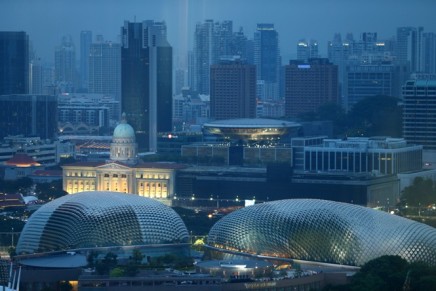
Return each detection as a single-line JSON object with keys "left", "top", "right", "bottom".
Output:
{"left": 121, "top": 112, "right": 127, "bottom": 124}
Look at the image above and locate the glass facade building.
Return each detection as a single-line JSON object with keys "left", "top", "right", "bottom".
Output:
{"left": 0, "top": 94, "right": 57, "bottom": 140}
{"left": 121, "top": 21, "right": 172, "bottom": 151}
{"left": 0, "top": 31, "right": 29, "bottom": 95}
{"left": 16, "top": 191, "right": 189, "bottom": 255}
{"left": 206, "top": 199, "right": 436, "bottom": 267}
{"left": 403, "top": 79, "right": 436, "bottom": 150}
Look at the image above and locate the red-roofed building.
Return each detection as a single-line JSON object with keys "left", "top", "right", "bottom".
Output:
{"left": 5, "top": 153, "right": 41, "bottom": 167}
{"left": 2, "top": 153, "right": 42, "bottom": 180}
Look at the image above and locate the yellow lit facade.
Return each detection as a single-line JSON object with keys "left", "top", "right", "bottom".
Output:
{"left": 62, "top": 115, "right": 182, "bottom": 201}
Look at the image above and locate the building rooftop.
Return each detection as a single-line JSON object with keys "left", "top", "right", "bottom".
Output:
{"left": 204, "top": 118, "right": 299, "bottom": 129}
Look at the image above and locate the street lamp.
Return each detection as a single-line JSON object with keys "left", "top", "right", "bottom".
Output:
{"left": 11, "top": 227, "right": 14, "bottom": 247}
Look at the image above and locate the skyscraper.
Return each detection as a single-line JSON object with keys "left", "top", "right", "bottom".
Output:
{"left": 210, "top": 57, "right": 256, "bottom": 120}
{"left": 193, "top": 20, "right": 239, "bottom": 95}
{"left": 396, "top": 27, "right": 423, "bottom": 73}
{"left": 254, "top": 24, "right": 280, "bottom": 100}
{"left": 192, "top": 20, "right": 251, "bottom": 95}
{"left": 0, "top": 95, "right": 57, "bottom": 139}
{"left": 297, "top": 39, "right": 319, "bottom": 62}
{"left": 422, "top": 32, "right": 436, "bottom": 74}
{"left": 297, "top": 40, "right": 309, "bottom": 61}
{"left": 55, "top": 35, "right": 77, "bottom": 91}
{"left": 80, "top": 30, "right": 92, "bottom": 90}
{"left": 344, "top": 61, "right": 407, "bottom": 110}
{"left": 403, "top": 79, "right": 436, "bottom": 150}
{"left": 285, "top": 59, "right": 338, "bottom": 118}
{"left": 121, "top": 20, "right": 172, "bottom": 152}
{"left": 0, "top": 31, "right": 29, "bottom": 95}
{"left": 89, "top": 38, "right": 121, "bottom": 104}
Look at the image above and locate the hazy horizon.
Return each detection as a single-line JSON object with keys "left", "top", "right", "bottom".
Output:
{"left": 1, "top": 0, "right": 436, "bottom": 66}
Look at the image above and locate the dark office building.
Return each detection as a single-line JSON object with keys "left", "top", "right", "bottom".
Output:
{"left": 285, "top": 58, "right": 338, "bottom": 118}
{"left": 210, "top": 58, "right": 256, "bottom": 120}
{"left": 0, "top": 31, "right": 29, "bottom": 95}
{"left": 403, "top": 79, "right": 436, "bottom": 150}
{"left": 0, "top": 95, "right": 57, "bottom": 139}
{"left": 121, "top": 21, "right": 172, "bottom": 152}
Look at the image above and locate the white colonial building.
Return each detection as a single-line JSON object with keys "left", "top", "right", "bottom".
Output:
{"left": 62, "top": 115, "right": 184, "bottom": 202}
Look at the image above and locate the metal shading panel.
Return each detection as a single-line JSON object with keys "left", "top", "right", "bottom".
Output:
{"left": 16, "top": 191, "right": 189, "bottom": 254}
{"left": 206, "top": 199, "right": 436, "bottom": 267}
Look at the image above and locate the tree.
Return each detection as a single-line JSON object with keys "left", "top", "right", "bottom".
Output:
{"left": 131, "top": 249, "right": 144, "bottom": 265}
{"left": 110, "top": 267, "right": 125, "bottom": 277}
{"left": 35, "top": 180, "right": 67, "bottom": 202}
{"left": 401, "top": 177, "right": 436, "bottom": 207}
{"left": 349, "top": 256, "right": 409, "bottom": 291}
{"left": 96, "top": 252, "right": 118, "bottom": 275}
{"left": 298, "top": 102, "right": 347, "bottom": 137}
{"left": 87, "top": 250, "right": 98, "bottom": 268}
{"left": 346, "top": 95, "right": 402, "bottom": 137}
{"left": 124, "top": 249, "right": 145, "bottom": 276}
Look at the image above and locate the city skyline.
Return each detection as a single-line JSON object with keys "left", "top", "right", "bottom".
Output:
{"left": 1, "top": 0, "right": 436, "bottom": 64}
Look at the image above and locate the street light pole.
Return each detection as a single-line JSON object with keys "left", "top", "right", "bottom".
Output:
{"left": 11, "top": 227, "right": 14, "bottom": 247}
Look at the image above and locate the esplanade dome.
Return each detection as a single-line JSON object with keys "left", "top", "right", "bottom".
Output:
{"left": 206, "top": 199, "right": 436, "bottom": 267}
{"left": 16, "top": 191, "right": 189, "bottom": 255}
{"left": 113, "top": 113, "right": 135, "bottom": 141}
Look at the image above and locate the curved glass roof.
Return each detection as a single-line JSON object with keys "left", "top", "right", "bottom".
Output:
{"left": 17, "top": 191, "right": 189, "bottom": 254}
{"left": 206, "top": 199, "right": 436, "bottom": 267}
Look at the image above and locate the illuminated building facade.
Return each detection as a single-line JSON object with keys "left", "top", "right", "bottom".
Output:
{"left": 62, "top": 116, "right": 184, "bottom": 200}
{"left": 206, "top": 199, "right": 436, "bottom": 267}
{"left": 16, "top": 191, "right": 189, "bottom": 255}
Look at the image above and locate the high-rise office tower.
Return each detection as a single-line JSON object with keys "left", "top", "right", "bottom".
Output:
{"left": 187, "top": 50, "right": 195, "bottom": 90}
{"left": 309, "top": 40, "right": 319, "bottom": 59}
{"left": 285, "top": 59, "right": 338, "bottom": 118}
{"left": 192, "top": 20, "right": 251, "bottom": 95}
{"left": 80, "top": 31, "right": 92, "bottom": 90}
{"left": 121, "top": 20, "right": 172, "bottom": 152}
{"left": 422, "top": 32, "right": 436, "bottom": 74}
{"left": 297, "top": 39, "right": 319, "bottom": 62}
{"left": 344, "top": 61, "right": 407, "bottom": 111}
{"left": 0, "top": 95, "right": 57, "bottom": 139}
{"left": 0, "top": 31, "right": 29, "bottom": 95}
{"left": 89, "top": 37, "right": 121, "bottom": 104}
{"left": 403, "top": 79, "right": 436, "bottom": 149}
{"left": 210, "top": 57, "right": 256, "bottom": 120}
{"left": 229, "top": 27, "right": 251, "bottom": 62}
{"left": 297, "top": 40, "right": 309, "bottom": 61}
{"left": 30, "top": 57, "right": 43, "bottom": 94}
{"left": 396, "top": 27, "right": 424, "bottom": 73}
{"left": 193, "top": 20, "right": 240, "bottom": 95}
{"left": 55, "top": 35, "right": 77, "bottom": 91}
{"left": 254, "top": 24, "right": 280, "bottom": 100}
{"left": 193, "top": 20, "right": 215, "bottom": 94}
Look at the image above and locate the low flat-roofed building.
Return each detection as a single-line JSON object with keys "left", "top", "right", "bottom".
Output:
{"left": 294, "top": 136, "right": 422, "bottom": 175}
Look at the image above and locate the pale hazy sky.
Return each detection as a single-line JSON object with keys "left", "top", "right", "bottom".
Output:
{"left": 1, "top": 0, "right": 436, "bottom": 65}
